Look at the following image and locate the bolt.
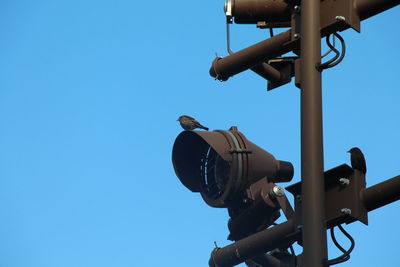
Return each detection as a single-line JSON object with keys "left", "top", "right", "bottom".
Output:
{"left": 339, "top": 178, "right": 350, "bottom": 187}
{"left": 294, "top": 33, "right": 300, "bottom": 39}
{"left": 341, "top": 208, "right": 352, "bottom": 215}
{"left": 272, "top": 186, "right": 285, "bottom": 197}
{"left": 335, "top": 15, "right": 346, "bottom": 21}
{"left": 294, "top": 5, "right": 301, "bottom": 13}
{"left": 235, "top": 248, "right": 241, "bottom": 258}
{"left": 296, "top": 195, "right": 302, "bottom": 202}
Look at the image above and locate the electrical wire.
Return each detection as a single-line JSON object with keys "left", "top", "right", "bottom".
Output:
{"left": 318, "top": 32, "right": 346, "bottom": 71}
{"left": 226, "top": 20, "right": 233, "bottom": 55}
{"left": 319, "top": 33, "right": 340, "bottom": 69}
{"left": 326, "top": 224, "right": 355, "bottom": 266}
{"left": 269, "top": 27, "right": 274, "bottom": 38}
{"left": 321, "top": 34, "right": 336, "bottom": 59}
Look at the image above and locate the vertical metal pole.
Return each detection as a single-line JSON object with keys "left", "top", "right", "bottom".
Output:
{"left": 300, "top": 0, "right": 327, "bottom": 266}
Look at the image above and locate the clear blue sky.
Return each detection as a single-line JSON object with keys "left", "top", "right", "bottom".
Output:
{"left": 0, "top": 1, "right": 399, "bottom": 267}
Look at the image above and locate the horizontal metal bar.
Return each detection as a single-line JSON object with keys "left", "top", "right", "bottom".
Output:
{"left": 251, "top": 63, "right": 282, "bottom": 83}
{"left": 209, "top": 220, "right": 298, "bottom": 267}
{"left": 209, "top": 0, "right": 399, "bottom": 81}
{"left": 210, "top": 30, "right": 294, "bottom": 81}
{"left": 356, "top": 0, "right": 400, "bottom": 20}
{"left": 361, "top": 175, "right": 400, "bottom": 212}
{"left": 230, "top": 0, "right": 399, "bottom": 24}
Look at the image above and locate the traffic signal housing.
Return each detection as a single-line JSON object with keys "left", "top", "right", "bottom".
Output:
{"left": 172, "top": 127, "right": 294, "bottom": 208}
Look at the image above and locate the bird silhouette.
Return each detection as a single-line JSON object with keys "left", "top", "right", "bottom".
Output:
{"left": 177, "top": 115, "right": 209, "bottom": 131}
{"left": 348, "top": 147, "right": 367, "bottom": 174}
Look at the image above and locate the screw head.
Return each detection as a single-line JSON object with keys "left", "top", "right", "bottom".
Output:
{"left": 272, "top": 186, "right": 285, "bottom": 197}
{"left": 294, "top": 33, "right": 300, "bottom": 39}
{"left": 335, "top": 15, "right": 346, "bottom": 21}
{"left": 339, "top": 178, "right": 350, "bottom": 187}
{"left": 294, "top": 6, "right": 301, "bottom": 13}
{"left": 341, "top": 208, "right": 352, "bottom": 215}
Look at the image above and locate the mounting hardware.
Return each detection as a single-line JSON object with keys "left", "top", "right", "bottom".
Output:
{"left": 272, "top": 186, "right": 285, "bottom": 197}
{"left": 341, "top": 208, "right": 352, "bottom": 215}
{"left": 294, "top": 33, "right": 300, "bottom": 39}
{"left": 294, "top": 6, "right": 301, "bottom": 13}
{"left": 335, "top": 15, "right": 346, "bottom": 21}
{"left": 339, "top": 178, "right": 350, "bottom": 187}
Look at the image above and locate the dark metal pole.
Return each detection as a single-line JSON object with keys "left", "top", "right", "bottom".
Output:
{"left": 362, "top": 175, "right": 400, "bottom": 211}
{"left": 208, "top": 220, "right": 298, "bottom": 267}
{"left": 300, "top": 0, "right": 327, "bottom": 266}
{"left": 209, "top": 30, "right": 294, "bottom": 81}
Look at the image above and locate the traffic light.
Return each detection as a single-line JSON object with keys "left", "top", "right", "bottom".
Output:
{"left": 224, "top": 0, "right": 291, "bottom": 27}
{"left": 172, "top": 127, "right": 294, "bottom": 240}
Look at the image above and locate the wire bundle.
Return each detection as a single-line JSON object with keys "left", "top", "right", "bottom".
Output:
{"left": 326, "top": 224, "right": 355, "bottom": 266}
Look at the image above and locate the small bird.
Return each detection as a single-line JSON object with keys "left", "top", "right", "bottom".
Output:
{"left": 177, "top": 115, "right": 209, "bottom": 131}
{"left": 347, "top": 147, "right": 367, "bottom": 174}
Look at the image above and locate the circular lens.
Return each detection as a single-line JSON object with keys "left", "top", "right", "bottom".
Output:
{"left": 201, "top": 146, "right": 230, "bottom": 200}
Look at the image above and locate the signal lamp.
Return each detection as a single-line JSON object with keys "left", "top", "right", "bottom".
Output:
{"left": 172, "top": 127, "right": 293, "bottom": 208}
{"left": 224, "top": 0, "right": 291, "bottom": 27}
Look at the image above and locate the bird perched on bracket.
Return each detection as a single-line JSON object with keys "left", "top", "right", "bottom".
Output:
{"left": 177, "top": 115, "right": 209, "bottom": 131}
{"left": 347, "top": 147, "right": 367, "bottom": 174}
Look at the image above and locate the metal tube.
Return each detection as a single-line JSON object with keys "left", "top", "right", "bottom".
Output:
{"left": 300, "top": 0, "right": 327, "bottom": 266}
{"left": 251, "top": 63, "right": 281, "bottom": 82}
{"left": 232, "top": 0, "right": 291, "bottom": 25}
{"left": 356, "top": 0, "right": 400, "bottom": 20}
{"left": 209, "top": 0, "right": 399, "bottom": 81}
{"left": 231, "top": 0, "right": 400, "bottom": 23}
{"left": 246, "top": 253, "right": 291, "bottom": 267}
{"left": 209, "top": 30, "right": 294, "bottom": 81}
{"left": 362, "top": 176, "right": 400, "bottom": 212}
{"left": 208, "top": 220, "right": 297, "bottom": 267}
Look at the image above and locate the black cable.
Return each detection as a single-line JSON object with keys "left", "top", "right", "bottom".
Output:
{"left": 324, "top": 32, "right": 346, "bottom": 69}
{"left": 326, "top": 224, "right": 355, "bottom": 266}
{"left": 319, "top": 34, "right": 340, "bottom": 69}
{"left": 269, "top": 27, "right": 274, "bottom": 38}
{"left": 289, "top": 244, "right": 295, "bottom": 256}
{"left": 226, "top": 20, "right": 233, "bottom": 55}
{"left": 318, "top": 32, "right": 346, "bottom": 71}
{"left": 331, "top": 226, "right": 347, "bottom": 254}
{"left": 321, "top": 34, "right": 336, "bottom": 59}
